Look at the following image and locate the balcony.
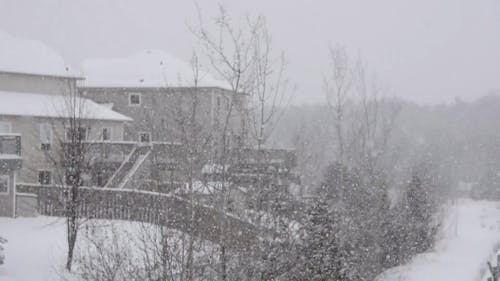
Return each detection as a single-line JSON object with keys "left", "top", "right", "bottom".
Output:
{"left": 62, "top": 141, "right": 136, "bottom": 163}
{"left": 0, "top": 134, "right": 22, "bottom": 170}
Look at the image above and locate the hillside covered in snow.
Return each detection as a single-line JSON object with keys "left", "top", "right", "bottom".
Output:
{"left": 377, "top": 199, "right": 500, "bottom": 281}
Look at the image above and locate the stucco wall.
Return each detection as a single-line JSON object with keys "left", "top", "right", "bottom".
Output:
{"left": 81, "top": 87, "right": 247, "bottom": 144}
{"left": 0, "top": 115, "right": 126, "bottom": 184}
{"left": 15, "top": 193, "right": 38, "bottom": 217}
{"left": 0, "top": 72, "right": 78, "bottom": 95}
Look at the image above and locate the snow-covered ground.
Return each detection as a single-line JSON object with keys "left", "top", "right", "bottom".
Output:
{"left": 0, "top": 217, "right": 215, "bottom": 281}
{"left": 0, "top": 217, "right": 67, "bottom": 281}
{"left": 2, "top": 199, "right": 500, "bottom": 281}
{"left": 377, "top": 199, "right": 500, "bottom": 281}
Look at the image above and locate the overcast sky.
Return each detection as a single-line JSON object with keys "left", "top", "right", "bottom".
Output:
{"left": 0, "top": 0, "right": 499, "bottom": 104}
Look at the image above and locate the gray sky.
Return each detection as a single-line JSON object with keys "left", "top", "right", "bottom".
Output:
{"left": 0, "top": 0, "right": 499, "bottom": 104}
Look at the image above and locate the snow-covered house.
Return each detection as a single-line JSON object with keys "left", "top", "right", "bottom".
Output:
{"left": 77, "top": 50, "right": 299, "bottom": 198}
{"left": 0, "top": 31, "right": 132, "bottom": 187}
{"left": 0, "top": 30, "right": 82, "bottom": 95}
{"left": 0, "top": 92, "right": 132, "bottom": 185}
{"left": 79, "top": 49, "right": 247, "bottom": 144}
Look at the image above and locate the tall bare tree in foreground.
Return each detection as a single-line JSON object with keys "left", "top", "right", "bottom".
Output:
{"left": 194, "top": 5, "right": 273, "bottom": 280}
{"left": 43, "top": 84, "right": 93, "bottom": 271}
{"left": 247, "top": 18, "right": 293, "bottom": 214}
{"left": 194, "top": 5, "right": 295, "bottom": 280}
{"left": 170, "top": 51, "right": 211, "bottom": 280}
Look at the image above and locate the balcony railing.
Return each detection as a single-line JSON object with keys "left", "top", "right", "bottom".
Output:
{"left": 62, "top": 140, "right": 136, "bottom": 163}
{"left": 0, "top": 134, "right": 21, "bottom": 156}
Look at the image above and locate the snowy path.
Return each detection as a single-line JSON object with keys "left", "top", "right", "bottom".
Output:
{"left": 377, "top": 199, "right": 500, "bottom": 281}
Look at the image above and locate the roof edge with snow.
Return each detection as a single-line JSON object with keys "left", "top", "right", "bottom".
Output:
{"left": 81, "top": 49, "right": 232, "bottom": 90}
{"left": 0, "top": 69, "right": 84, "bottom": 80}
{"left": 0, "top": 91, "right": 132, "bottom": 122}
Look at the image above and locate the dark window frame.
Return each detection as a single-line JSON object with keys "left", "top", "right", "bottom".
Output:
{"left": 38, "top": 170, "right": 52, "bottom": 185}
{"left": 139, "top": 132, "right": 151, "bottom": 143}
{"left": 129, "top": 93, "right": 142, "bottom": 106}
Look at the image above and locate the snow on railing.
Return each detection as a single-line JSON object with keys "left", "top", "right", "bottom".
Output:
{"left": 34, "top": 184, "right": 260, "bottom": 250}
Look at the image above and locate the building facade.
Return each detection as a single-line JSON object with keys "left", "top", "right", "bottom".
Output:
{"left": 0, "top": 31, "right": 132, "bottom": 186}
{"left": 79, "top": 49, "right": 247, "bottom": 145}
{"left": 0, "top": 90, "right": 132, "bottom": 185}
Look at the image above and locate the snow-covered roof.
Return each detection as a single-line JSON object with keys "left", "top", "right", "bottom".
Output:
{"left": 0, "top": 30, "right": 81, "bottom": 78}
{"left": 80, "top": 49, "right": 231, "bottom": 89}
{"left": 0, "top": 91, "right": 132, "bottom": 121}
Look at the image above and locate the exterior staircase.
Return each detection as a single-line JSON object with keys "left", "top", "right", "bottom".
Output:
{"left": 105, "top": 144, "right": 151, "bottom": 189}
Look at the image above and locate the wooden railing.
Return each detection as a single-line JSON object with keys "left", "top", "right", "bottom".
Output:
{"left": 35, "top": 185, "right": 259, "bottom": 250}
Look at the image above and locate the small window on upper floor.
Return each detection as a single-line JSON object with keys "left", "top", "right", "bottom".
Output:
{"left": 129, "top": 93, "right": 141, "bottom": 106}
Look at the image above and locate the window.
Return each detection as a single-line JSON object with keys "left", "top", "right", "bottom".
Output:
{"left": 66, "top": 127, "right": 87, "bottom": 141}
{"left": 129, "top": 93, "right": 141, "bottom": 106}
{"left": 38, "top": 170, "right": 51, "bottom": 185}
{"left": 0, "top": 122, "right": 11, "bottom": 133}
{"left": 102, "top": 127, "right": 111, "bottom": 141}
{"left": 216, "top": 96, "right": 221, "bottom": 115}
{"left": 139, "top": 132, "right": 151, "bottom": 143}
{"left": 0, "top": 175, "right": 8, "bottom": 194}
{"left": 40, "top": 123, "right": 52, "bottom": 150}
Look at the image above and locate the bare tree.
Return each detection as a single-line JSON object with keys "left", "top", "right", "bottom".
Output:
{"left": 324, "top": 44, "right": 354, "bottom": 165}
{"left": 77, "top": 222, "right": 131, "bottom": 281}
{"left": 42, "top": 83, "right": 96, "bottom": 271}
{"left": 351, "top": 59, "right": 401, "bottom": 182}
{"left": 193, "top": 6, "right": 298, "bottom": 281}
{"left": 321, "top": 45, "right": 402, "bottom": 280}
{"left": 324, "top": 45, "right": 400, "bottom": 178}
{"left": 247, "top": 22, "right": 291, "bottom": 151}
{"left": 193, "top": 5, "right": 262, "bottom": 280}
{"left": 246, "top": 18, "right": 294, "bottom": 215}
{"left": 171, "top": 51, "right": 212, "bottom": 280}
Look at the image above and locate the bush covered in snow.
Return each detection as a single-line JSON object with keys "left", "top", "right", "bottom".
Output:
{"left": 0, "top": 236, "right": 6, "bottom": 265}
